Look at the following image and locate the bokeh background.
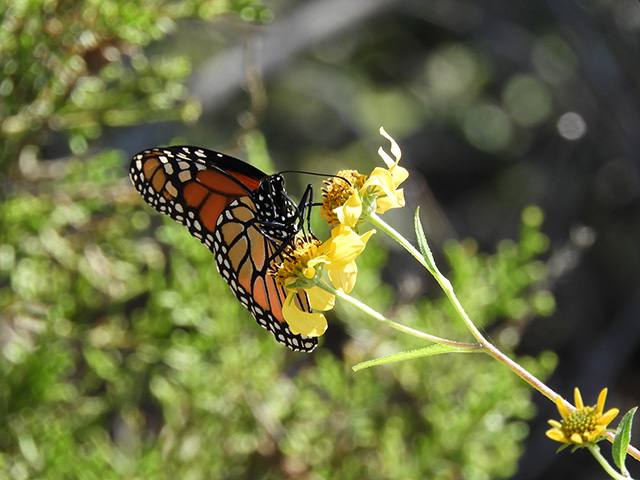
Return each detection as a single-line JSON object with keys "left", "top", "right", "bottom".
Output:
{"left": 2, "top": 0, "right": 639, "bottom": 478}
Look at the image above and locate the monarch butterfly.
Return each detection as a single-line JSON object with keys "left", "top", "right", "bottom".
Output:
{"left": 129, "top": 146, "right": 318, "bottom": 352}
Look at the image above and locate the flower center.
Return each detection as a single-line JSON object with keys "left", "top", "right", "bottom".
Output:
{"left": 271, "top": 237, "right": 322, "bottom": 287}
{"left": 560, "top": 407, "right": 599, "bottom": 439}
{"left": 321, "top": 170, "right": 367, "bottom": 226}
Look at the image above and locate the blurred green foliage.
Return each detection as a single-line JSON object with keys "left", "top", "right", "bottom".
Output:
{"left": 1, "top": 2, "right": 557, "bottom": 479}
{"left": 0, "top": 0, "right": 271, "bottom": 170}
{"left": 0, "top": 149, "right": 556, "bottom": 479}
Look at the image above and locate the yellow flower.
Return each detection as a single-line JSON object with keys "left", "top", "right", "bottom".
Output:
{"left": 273, "top": 226, "right": 374, "bottom": 337}
{"left": 321, "top": 127, "right": 408, "bottom": 228}
{"left": 281, "top": 285, "right": 333, "bottom": 337}
{"left": 320, "top": 224, "right": 375, "bottom": 294}
{"left": 546, "top": 388, "right": 619, "bottom": 444}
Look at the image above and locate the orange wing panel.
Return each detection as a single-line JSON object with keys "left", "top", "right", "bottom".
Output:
{"left": 197, "top": 169, "right": 258, "bottom": 197}
{"left": 183, "top": 182, "right": 209, "bottom": 207}
{"left": 200, "top": 194, "right": 230, "bottom": 232}
{"left": 142, "top": 157, "right": 160, "bottom": 180}
{"left": 265, "top": 275, "right": 284, "bottom": 322}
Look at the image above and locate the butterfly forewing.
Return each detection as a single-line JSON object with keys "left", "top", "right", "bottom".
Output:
{"left": 130, "top": 146, "right": 318, "bottom": 352}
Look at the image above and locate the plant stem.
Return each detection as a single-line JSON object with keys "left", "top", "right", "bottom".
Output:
{"left": 366, "top": 212, "right": 640, "bottom": 463}
{"left": 368, "top": 213, "right": 486, "bottom": 343}
{"left": 370, "top": 213, "right": 575, "bottom": 399}
{"left": 368, "top": 212, "right": 557, "bottom": 397}
{"left": 316, "top": 281, "right": 479, "bottom": 350}
{"left": 587, "top": 444, "right": 630, "bottom": 480}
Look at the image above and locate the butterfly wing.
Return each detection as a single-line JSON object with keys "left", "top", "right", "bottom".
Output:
{"left": 130, "top": 146, "right": 318, "bottom": 352}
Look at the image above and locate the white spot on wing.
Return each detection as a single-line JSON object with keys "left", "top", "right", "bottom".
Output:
{"left": 165, "top": 181, "right": 178, "bottom": 197}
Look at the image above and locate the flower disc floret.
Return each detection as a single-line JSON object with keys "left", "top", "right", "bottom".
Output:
{"left": 559, "top": 407, "right": 599, "bottom": 441}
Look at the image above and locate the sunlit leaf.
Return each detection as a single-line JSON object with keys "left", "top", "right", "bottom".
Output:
{"left": 353, "top": 343, "right": 478, "bottom": 372}
{"left": 612, "top": 406, "right": 636, "bottom": 472}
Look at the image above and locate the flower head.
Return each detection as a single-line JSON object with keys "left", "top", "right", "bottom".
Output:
{"left": 321, "top": 170, "right": 367, "bottom": 227}
{"left": 272, "top": 226, "right": 374, "bottom": 337}
{"left": 546, "top": 388, "right": 619, "bottom": 444}
{"left": 321, "top": 127, "right": 408, "bottom": 228}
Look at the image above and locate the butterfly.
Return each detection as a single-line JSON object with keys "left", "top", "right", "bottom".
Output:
{"left": 129, "top": 146, "right": 318, "bottom": 352}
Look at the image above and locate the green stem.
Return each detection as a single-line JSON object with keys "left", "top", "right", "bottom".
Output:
{"left": 316, "top": 281, "right": 479, "bottom": 350}
{"left": 366, "top": 211, "right": 640, "bottom": 463}
{"left": 368, "top": 212, "right": 560, "bottom": 402}
{"left": 587, "top": 444, "right": 630, "bottom": 480}
{"left": 368, "top": 213, "right": 435, "bottom": 273}
{"left": 368, "top": 213, "right": 486, "bottom": 343}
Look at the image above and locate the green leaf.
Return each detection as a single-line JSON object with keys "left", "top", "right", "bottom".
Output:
{"left": 414, "top": 207, "right": 437, "bottom": 273}
{"left": 612, "top": 406, "right": 636, "bottom": 472}
{"left": 353, "top": 343, "right": 476, "bottom": 372}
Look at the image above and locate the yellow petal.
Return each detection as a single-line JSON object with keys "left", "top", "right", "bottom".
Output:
{"left": 320, "top": 225, "right": 367, "bottom": 269}
{"left": 282, "top": 292, "right": 328, "bottom": 337}
{"left": 287, "top": 310, "right": 327, "bottom": 337}
{"left": 359, "top": 228, "right": 376, "bottom": 245}
{"left": 375, "top": 187, "right": 405, "bottom": 214}
{"left": 334, "top": 192, "right": 362, "bottom": 228}
{"left": 323, "top": 228, "right": 374, "bottom": 292}
{"left": 389, "top": 164, "right": 409, "bottom": 187}
{"left": 365, "top": 167, "right": 395, "bottom": 193}
{"left": 547, "top": 420, "right": 563, "bottom": 429}
{"left": 364, "top": 167, "right": 405, "bottom": 213}
{"left": 328, "top": 261, "right": 357, "bottom": 294}
{"left": 377, "top": 127, "right": 408, "bottom": 189}
{"left": 574, "top": 388, "right": 584, "bottom": 409}
{"left": 586, "top": 426, "right": 606, "bottom": 442}
{"left": 601, "top": 408, "right": 620, "bottom": 426}
{"left": 545, "top": 429, "right": 568, "bottom": 443}
{"left": 596, "top": 388, "right": 608, "bottom": 415}
{"left": 378, "top": 126, "right": 402, "bottom": 168}
{"left": 555, "top": 395, "right": 571, "bottom": 419}
{"left": 307, "top": 254, "right": 331, "bottom": 271}
{"left": 570, "top": 433, "right": 584, "bottom": 443}
{"left": 307, "top": 285, "right": 335, "bottom": 311}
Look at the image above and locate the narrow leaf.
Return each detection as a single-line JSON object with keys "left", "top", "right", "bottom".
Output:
{"left": 612, "top": 406, "right": 637, "bottom": 471}
{"left": 353, "top": 343, "right": 474, "bottom": 372}
{"left": 414, "top": 207, "right": 436, "bottom": 272}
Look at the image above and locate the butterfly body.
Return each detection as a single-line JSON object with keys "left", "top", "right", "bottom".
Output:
{"left": 130, "top": 146, "right": 317, "bottom": 352}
